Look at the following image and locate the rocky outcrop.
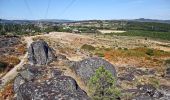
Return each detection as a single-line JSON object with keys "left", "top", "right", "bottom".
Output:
{"left": 123, "top": 84, "right": 164, "bottom": 100}
{"left": 0, "top": 36, "right": 21, "bottom": 48}
{"left": 17, "top": 76, "right": 89, "bottom": 100}
{"left": 14, "top": 64, "right": 89, "bottom": 100}
{"left": 71, "top": 57, "right": 117, "bottom": 83}
{"left": 13, "top": 40, "right": 90, "bottom": 100}
{"left": 136, "top": 84, "right": 163, "bottom": 98}
{"left": 28, "top": 40, "right": 55, "bottom": 65}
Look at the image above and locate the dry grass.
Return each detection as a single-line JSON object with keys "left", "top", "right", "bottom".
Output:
{"left": 0, "top": 82, "right": 14, "bottom": 100}
{"left": 16, "top": 44, "right": 26, "bottom": 54}
{"left": 103, "top": 47, "right": 170, "bottom": 70}
{"left": 0, "top": 56, "right": 20, "bottom": 66}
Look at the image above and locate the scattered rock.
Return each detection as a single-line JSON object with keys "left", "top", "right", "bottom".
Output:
{"left": 118, "top": 73, "right": 135, "bottom": 81}
{"left": 136, "top": 84, "right": 163, "bottom": 98}
{"left": 50, "top": 69, "right": 63, "bottom": 77}
{"left": 125, "top": 67, "right": 154, "bottom": 76}
{"left": 159, "top": 85, "right": 170, "bottom": 99}
{"left": 28, "top": 40, "right": 55, "bottom": 65}
{"left": 71, "top": 57, "right": 117, "bottom": 83}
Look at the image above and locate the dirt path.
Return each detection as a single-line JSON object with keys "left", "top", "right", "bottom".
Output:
{"left": 0, "top": 36, "right": 33, "bottom": 89}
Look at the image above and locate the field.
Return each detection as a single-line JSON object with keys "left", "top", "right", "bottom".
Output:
{"left": 106, "top": 30, "right": 170, "bottom": 41}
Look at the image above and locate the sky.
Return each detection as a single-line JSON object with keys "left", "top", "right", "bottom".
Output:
{"left": 0, "top": 0, "right": 170, "bottom": 20}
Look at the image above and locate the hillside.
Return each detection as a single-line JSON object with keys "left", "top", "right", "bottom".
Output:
{"left": 0, "top": 32, "right": 170, "bottom": 99}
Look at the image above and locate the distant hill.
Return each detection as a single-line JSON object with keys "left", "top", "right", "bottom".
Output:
{"left": 1, "top": 18, "right": 170, "bottom": 24}
{"left": 39, "top": 19, "right": 74, "bottom": 23}
{"left": 0, "top": 19, "right": 74, "bottom": 24}
{"left": 133, "top": 18, "right": 170, "bottom": 24}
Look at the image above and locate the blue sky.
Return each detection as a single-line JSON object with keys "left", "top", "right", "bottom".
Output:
{"left": 0, "top": 0, "right": 170, "bottom": 20}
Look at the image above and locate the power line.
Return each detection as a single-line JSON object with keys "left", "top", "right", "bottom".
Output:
{"left": 24, "top": 0, "right": 33, "bottom": 18}
{"left": 44, "top": 0, "right": 51, "bottom": 19}
{"left": 58, "top": 0, "right": 77, "bottom": 18}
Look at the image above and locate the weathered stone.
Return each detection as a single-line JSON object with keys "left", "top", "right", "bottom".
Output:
{"left": 137, "top": 84, "right": 163, "bottom": 98}
{"left": 13, "top": 74, "right": 25, "bottom": 93}
{"left": 17, "top": 76, "right": 90, "bottom": 100}
{"left": 71, "top": 57, "right": 117, "bottom": 83}
{"left": 50, "top": 69, "right": 63, "bottom": 77}
{"left": 19, "top": 64, "right": 43, "bottom": 81}
{"left": 56, "top": 54, "right": 68, "bottom": 61}
{"left": 159, "top": 85, "right": 170, "bottom": 99}
{"left": 125, "top": 67, "right": 153, "bottom": 76}
{"left": 118, "top": 73, "right": 135, "bottom": 81}
{"left": 28, "top": 40, "right": 55, "bottom": 65}
{"left": 165, "top": 67, "right": 170, "bottom": 78}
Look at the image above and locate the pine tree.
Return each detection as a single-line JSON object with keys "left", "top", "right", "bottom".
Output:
{"left": 88, "top": 66, "right": 121, "bottom": 100}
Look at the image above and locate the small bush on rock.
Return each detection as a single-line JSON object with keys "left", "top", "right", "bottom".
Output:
{"left": 88, "top": 66, "right": 121, "bottom": 100}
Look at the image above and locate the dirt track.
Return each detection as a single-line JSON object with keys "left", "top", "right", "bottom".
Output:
{"left": 0, "top": 36, "right": 33, "bottom": 89}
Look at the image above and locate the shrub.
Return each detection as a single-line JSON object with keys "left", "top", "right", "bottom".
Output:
{"left": 81, "top": 44, "right": 95, "bottom": 51}
{"left": 95, "top": 52, "right": 105, "bottom": 57}
{"left": 124, "top": 48, "right": 128, "bottom": 50}
{"left": 165, "top": 59, "right": 170, "bottom": 64}
{"left": 146, "top": 49, "right": 154, "bottom": 56}
{"left": 148, "top": 77, "right": 160, "bottom": 88}
{"left": 88, "top": 66, "right": 121, "bottom": 100}
{"left": 118, "top": 47, "right": 122, "bottom": 50}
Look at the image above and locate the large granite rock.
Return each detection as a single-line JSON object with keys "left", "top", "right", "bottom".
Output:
{"left": 14, "top": 64, "right": 89, "bottom": 100}
{"left": 28, "top": 40, "right": 55, "bottom": 65}
{"left": 17, "top": 76, "right": 89, "bottom": 100}
{"left": 71, "top": 57, "right": 117, "bottom": 83}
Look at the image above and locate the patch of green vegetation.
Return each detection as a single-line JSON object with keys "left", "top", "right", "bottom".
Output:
{"left": 148, "top": 77, "right": 160, "bottom": 88}
{"left": 88, "top": 66, "right": 121, "bottom": 100}
{"left": 165, "top": 59, "right": 170, "bottom": 64}
{"left": 103, "top": 47, "right": 112, "bottom": 51}
{"left": 95, "top": 52, "right": 105, "bottom": 57}
{"left": 81, "top": 44, "right": 95, "bottom": 51}
{"left": 104, "top": 47, "right": 170, "bottom": 59}
{"left": 146, "top": 49, "right": 154, "bottom": 56}
{"left": 124, "top": 48, "right": 128, "bottom": 50}
{"left": 107, "top": 30, "right": 170, "bottom": 41}
{"left": 122, "top": 22, "right": 170, "bottom": 32}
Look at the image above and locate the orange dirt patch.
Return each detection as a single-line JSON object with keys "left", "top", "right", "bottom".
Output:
{"left": 0, "top": 83, "right": 14, "bottom": 100}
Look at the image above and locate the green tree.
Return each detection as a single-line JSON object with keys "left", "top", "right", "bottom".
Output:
{"left": 88, "top": 66, "right": 121, "bottom": 100}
